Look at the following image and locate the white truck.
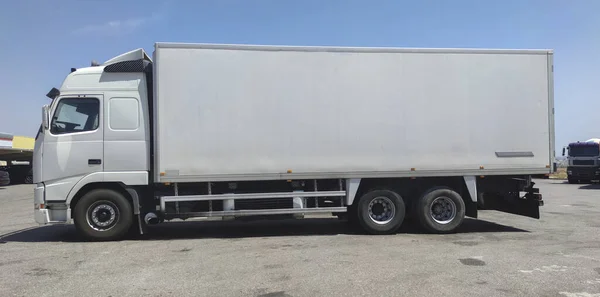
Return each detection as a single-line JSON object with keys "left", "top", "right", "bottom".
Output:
{"left": 33, "top": 43, "right": 553, "bottom": 241}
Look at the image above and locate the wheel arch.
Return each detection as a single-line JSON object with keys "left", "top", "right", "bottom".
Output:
{"left": 66, "top": 171, "right": 148, "bottom": 204}
{"left": 66, "top": 171, "right": 148, "bottom": 211}
{"left": 69, "top": 182, "right": 133, "bottom": 217}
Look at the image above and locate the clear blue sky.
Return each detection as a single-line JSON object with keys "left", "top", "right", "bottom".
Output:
{"left": 1, "top": 0, "right": 599, "bottom": 154}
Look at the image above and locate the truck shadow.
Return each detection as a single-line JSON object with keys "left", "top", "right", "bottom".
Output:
{"left": 579, "top": 184, "right": 600, "bottom": 190}
{"left": 1, "top": 218, "right": 528, "bottom": 243}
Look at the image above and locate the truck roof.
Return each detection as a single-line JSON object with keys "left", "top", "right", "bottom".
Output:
{"left": 58, "top": 64, "right": 143, "bottom": 93}
{"left": 569, "top": 141, "right": 600, "bottom": 147}
{"left": 52, "top": 48, "right": 151, "bottom": 96}
{"left": 155, "top": 42, "right": 554, "bottom": 55}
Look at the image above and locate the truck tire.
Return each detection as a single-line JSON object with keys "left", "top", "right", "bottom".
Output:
{"left": 356, "top": 189, "right": 405, "bottom": 235}
{"left": 415, "top": 187, "right": 465, "bottom": 234}
{"left": 73, "top": 189, "right": 133, "bottom": 241}
{"left": 567, "top": 178, "right": 578, "bottom": 184}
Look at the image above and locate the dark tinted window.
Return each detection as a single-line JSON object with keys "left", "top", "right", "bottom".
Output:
{"left": 569, "top": 145, "right": 599, "bottom": 157}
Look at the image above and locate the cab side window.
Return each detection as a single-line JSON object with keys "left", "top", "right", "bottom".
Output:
{"left": 50, "top": 98, "right": 99, "bottom": 135}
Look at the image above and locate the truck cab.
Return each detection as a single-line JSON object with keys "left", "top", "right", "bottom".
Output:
{"left": 33, "top": 49, "right": 152, "bottom": 226}
{"left": 563, "top": 138, "right": 600, "bottom": 184}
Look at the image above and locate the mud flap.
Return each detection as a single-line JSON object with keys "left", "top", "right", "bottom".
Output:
{"left": 481, "top": 187, "right": 542, "bottom": 219}
{"left": 126, "top": 187, "right": 145, "bottom": 235}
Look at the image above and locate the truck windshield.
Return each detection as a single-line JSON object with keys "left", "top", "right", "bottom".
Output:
{"left": 569, "top": 145, "right": 599, "bottom": 157}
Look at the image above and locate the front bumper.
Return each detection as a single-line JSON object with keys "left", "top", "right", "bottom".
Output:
{"left": 567, "top": 166, "right": 600, "bottom": 179}
{"left": 34, "top": 208, "right": 50, "bottom": 224}
{"left": 34, "top": 208, "right": 71, "bottom": 224}
{"left": 34, "top": 183, "right": 71, "bottom": 224}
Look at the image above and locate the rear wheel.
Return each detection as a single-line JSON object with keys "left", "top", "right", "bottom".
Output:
{"left": 567, "top": 178, "right": 578, "bottom": 184}
{"left": 415, "top": 187, "right": 465, "bottom": 234}
{"left": 356, "top": 189, "right": 406, "bottom": 234}
{"left": 73, "top": 189, "right": 133, "bottom": 241}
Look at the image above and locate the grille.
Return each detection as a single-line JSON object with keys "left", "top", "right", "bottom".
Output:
{"left": 573, "top": 160, "right": 595, "bottom": 166}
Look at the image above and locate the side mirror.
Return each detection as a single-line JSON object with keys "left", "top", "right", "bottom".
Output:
{"left": 562, "top": 147, "right": 565, "bottom": 156}
{"left": 42, "top": 105, "right": 50, "bottom": 130}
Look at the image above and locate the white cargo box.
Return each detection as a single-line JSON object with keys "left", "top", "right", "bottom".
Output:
{"left": 154, "top": 43, "right": 554, "bottom": 182}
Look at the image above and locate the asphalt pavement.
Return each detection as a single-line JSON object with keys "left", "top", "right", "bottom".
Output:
{"left": 1, "top": 180, "right": 599, "bottom": 297}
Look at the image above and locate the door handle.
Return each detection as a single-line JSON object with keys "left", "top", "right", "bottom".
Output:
{"left": 88, "top": 159, "right": 102, "bottom": 165}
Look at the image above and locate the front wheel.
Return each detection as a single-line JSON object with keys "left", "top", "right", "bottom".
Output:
{"left": 356, "top": 189, "right": 406, "bottom": 235}
{"left": 73, "top": 189, "right": 133, "bottom": 241}
{"left": 415, "top": 187, "right": 465, "bottom": 234}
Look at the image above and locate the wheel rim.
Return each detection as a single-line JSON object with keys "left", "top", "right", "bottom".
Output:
{"left": 430, "top": 196, "right": 456, "bottom": 224}
{"left": 368, "top": 196, "right": 396, "bottom": 225}
{"left": 86, "top": 201, "right": 120, "bottom": 231}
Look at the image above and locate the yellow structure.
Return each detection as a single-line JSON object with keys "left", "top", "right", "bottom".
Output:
{"left": 0, "top": 134, "right": 34, "bottom": 163}
{"left": 12, "top": 136, "right": 34, "bottom": 150}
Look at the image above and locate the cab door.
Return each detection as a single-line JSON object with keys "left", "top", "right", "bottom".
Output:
{"left": 42, "top": 95, "right": 104, "bottom": 186}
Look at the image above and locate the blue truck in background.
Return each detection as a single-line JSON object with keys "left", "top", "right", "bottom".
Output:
{"left": 563, "top": 138, "right": 600, "bottom": 184}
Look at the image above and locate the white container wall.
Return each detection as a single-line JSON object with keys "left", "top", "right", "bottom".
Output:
{"left": 154, "top": 43, "right": 554, "bottom": 182}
